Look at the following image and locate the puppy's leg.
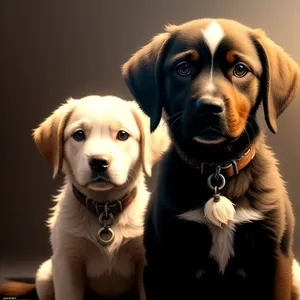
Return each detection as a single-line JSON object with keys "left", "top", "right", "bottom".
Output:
{"left": 292, "top": 259, "right": 300, "bottom": 300}
{"left": 274, "top": 200, "right": 296, "bottom": 300}
{"left": 274, "top": 252, "right": 293, "bottom": 300}
{"left": 136, "top": 263, "right": 146, "bottom": 300}
{"left": 36, "top": 259, "right": 54, "bottom": 300}
{"left": 52, "top": 255, "right": 85, "bottom": 300}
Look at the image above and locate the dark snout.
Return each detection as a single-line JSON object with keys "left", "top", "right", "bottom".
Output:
{"left": 181, "top": 97, "right": 227, "bottom": 143}
{"left": 89, "top": 157, "right": 111, "bottom": 173}
{"left": 88, "top": 155, "right": 115, "bottom": 188}
{"left": 195, "top": 98, "right": 225, "bottom": 123}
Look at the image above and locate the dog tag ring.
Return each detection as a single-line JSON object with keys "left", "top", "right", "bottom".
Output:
{"left": 96, "top": 226, "right": 115, "bottom": 246}
{"left": 97, "top": 211, "right": 115, "bottom": 246}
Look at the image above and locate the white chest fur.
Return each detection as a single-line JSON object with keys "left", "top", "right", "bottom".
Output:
{"left": 49, "top": 182, "right": 147, "bottom": 296}
{"left": 178, "top": 208, "right": 263, "bottom": 274}
{"left": 84, "top": 240, "right": 138, "bottom": 296}
{"left": 84, "top": 238, "right": 136, "bottom": 278}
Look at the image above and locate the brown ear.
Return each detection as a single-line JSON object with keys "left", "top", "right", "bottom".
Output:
{"left": 33, "top": 99, "right": 74, "bottom": 179}
{"left": 252, "top": 29, "right": 300, "bottom": 133}
{"left": 130, "top": 102, "right": 170, "bottom": 177}
{"left": 122, "top": 31, "right": 174, "bottom": 132}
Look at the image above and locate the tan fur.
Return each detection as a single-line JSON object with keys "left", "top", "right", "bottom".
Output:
{"left": 173, "top": 132, "right": 300, "bottom": 296}
{"left": 28, "top": 95, "right": 169, "bottom": 300}
{"left": 226, "top": 133, "right": 297, "bottom": 299}
{"left": 0, "top": 281, "right": 35, "bottom": 296}
{"left": 33, "top": 101, "right": 74, "bottom": 179}
{"left": 292, "top": 259, "right": 300, "bottom": 299}
{"left": 166, "top": 24, "right": 300, "bottom": 297}
{"left": 123, "top": 18, "right": 300, "bottom": 136}
{"left": 122, "top": 18, "right": 300, "bottom": 299}
{"left": 226, "top": 50, "right": 236, "bottom": 63}
{"left": 190, "top": 49, "right": 200, "bottom": 61}
{"left": 252, "top": 28, "right": 300, "bottom": 133}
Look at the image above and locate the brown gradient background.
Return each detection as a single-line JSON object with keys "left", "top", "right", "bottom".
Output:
{"left": 0, "top": 0, "right": 300, "bottom": 282}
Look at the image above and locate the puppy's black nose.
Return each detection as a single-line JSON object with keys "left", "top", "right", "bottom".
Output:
{"left": 89, "top": 157, "right": 110, "bottom": 173}
{"left": 196, "top": 98, "right": 224, "bottom": 118}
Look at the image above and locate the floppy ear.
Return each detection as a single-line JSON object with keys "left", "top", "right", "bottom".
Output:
{"left": 130, "top": 102, "right": 170, "bottom": 177}
{"left": 252, "top": 29, "right": 300, "bottom": 133}
{"left": 33, "top": 99, "right": 74, "bottom": 179}
{"left": 122, "top": 31, "right": 174, "bottom": 132}
{"left": 149, "top": 112, "right": 171, "bottom": 170}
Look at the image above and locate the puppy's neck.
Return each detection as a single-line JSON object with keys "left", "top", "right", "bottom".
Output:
{"left": 65, "top": 174, "right": 143, "bottom": 203}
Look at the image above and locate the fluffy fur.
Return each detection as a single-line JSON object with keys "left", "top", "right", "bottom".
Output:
{"left": 122, "top": 18, "right": 300, "bottom": 300}
{"left": 203, "top": 195, "right": 236, "bottom": 227}
{"left": 0, "top": 95, "right": 169, "bottom": 300}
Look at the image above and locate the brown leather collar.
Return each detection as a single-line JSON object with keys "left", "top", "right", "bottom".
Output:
{"left": 174, "top": 144, "right": 256, "bottom": 178}
{"left": 72, "top": 185, "right": 137, "bottom": 218}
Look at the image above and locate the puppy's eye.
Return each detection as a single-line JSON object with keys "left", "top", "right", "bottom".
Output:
{"left": 72, "top": 130, "right": 85, "bottom": 142}
{"left": 233, "top": 63, "right": 249, "bottom": 78}
{"left": 176, "top": 61, "right": 191, "bottom": 76}
{"left": 117, "top": 130, "right": 130, "bottom": 141}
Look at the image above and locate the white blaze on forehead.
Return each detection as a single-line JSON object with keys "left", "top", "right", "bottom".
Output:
{"left": 202, "top": 20, "right": 225, "bottom": 56}
{"left": 202, "top": 20, "right": 225, "bottom": 92}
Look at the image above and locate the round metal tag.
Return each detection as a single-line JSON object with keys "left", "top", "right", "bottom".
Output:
{"left": 96, "top": 227, "right": 115, "bottom": 246}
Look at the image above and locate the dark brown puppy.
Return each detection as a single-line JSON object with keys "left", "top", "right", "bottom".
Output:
{"left": 122, "top": 19, "right": 300, "bottom": 300}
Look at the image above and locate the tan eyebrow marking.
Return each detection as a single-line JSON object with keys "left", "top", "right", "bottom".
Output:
{"left": 172, "top": 50, "right": 200, "bottom": 62}
{"left": 226, "top": 50, "right": 236, "bottom": 63}
{"left": 190, "top": 50, "right": 200, "bottom": 61}
{"left": 226, "top": 51, "right": 259, "bottom": 77}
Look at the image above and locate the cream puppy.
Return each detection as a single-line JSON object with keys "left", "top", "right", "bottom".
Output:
{"left": 32, "top": 95, "right": 168, "bottom": 300}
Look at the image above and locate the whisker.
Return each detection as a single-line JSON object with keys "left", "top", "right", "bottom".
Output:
{"left": 245, "top": 120, "right": 256, "bottom": 136}
{"left": 159, "top": 112, "right": 183, "bottom": 132}
{"left": 126, "top": 173, "right": 137, "bottom": 185}
{"left": 234, "top": 115, "right": 256, "bottom": 138}
{"left": 222, "top": 144, "right": 228, "bottom": 154}
{"left": 242, "top": 128, "right": 251, "bottom": 147}
{"left": 169, "top": 115, "right": 182, "bottom": 130}
{"left": 129, "top": 167, "right": 139, "bottom": 177}
{"left": 164, "top": 111, "right": 183, "bottom": 122}
{"left": 219, "top": 125, "right": 226, "bottom": 137}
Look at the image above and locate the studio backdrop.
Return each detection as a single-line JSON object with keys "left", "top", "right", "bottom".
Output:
{"left": 1, "top": 0, "right": 299, "bottom": 280}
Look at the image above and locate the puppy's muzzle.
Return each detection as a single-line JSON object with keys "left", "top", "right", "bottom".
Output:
{"left": 89, "top": 156, "right": 111, "bottom": 173}
{"left": 195, "top": 98, "right": 224, "bottom": 123}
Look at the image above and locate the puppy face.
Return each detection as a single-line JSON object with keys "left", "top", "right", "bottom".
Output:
{"left": 33, "top": 95, "right": 160, "bottom": 191}
{"left": 64, "top": 97, "right": 146, "bottom": 191}
{"left": 123, "top": 19, "right": 300, "bottom": 152}
{"left": 163, "top": 20, "right": 263, "bottom": 144}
